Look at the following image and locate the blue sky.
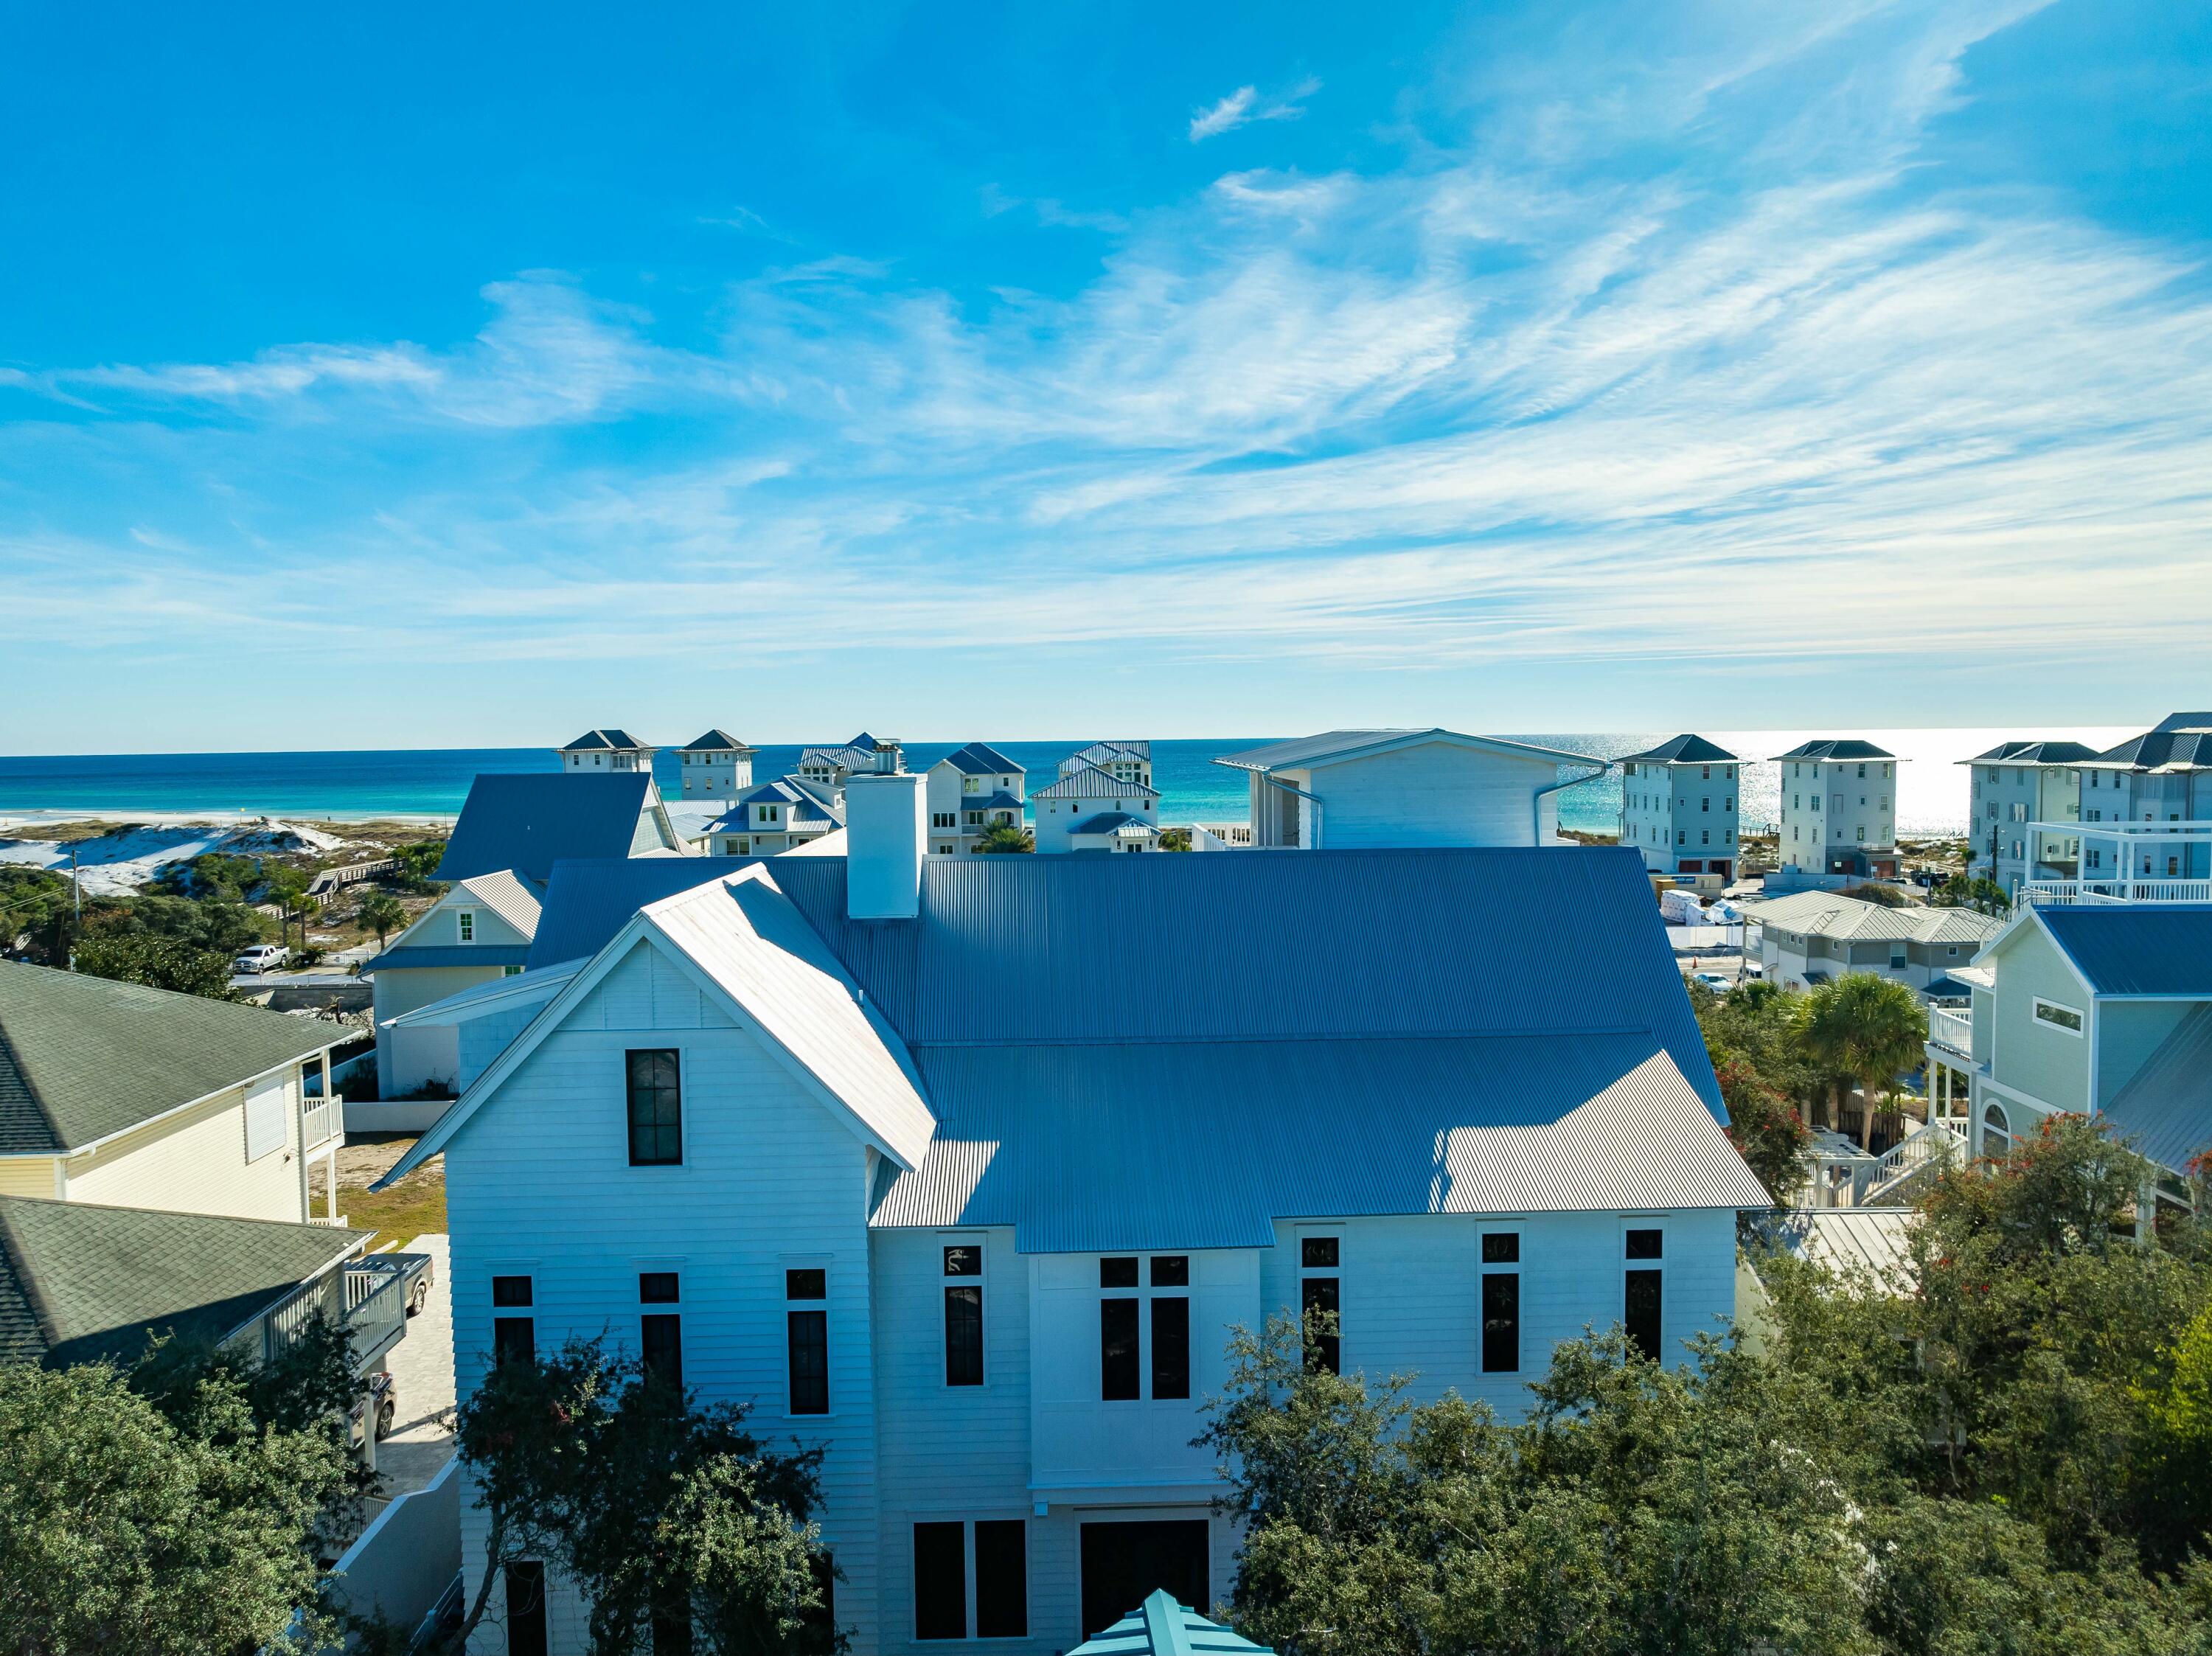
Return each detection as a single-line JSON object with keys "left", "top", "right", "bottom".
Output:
{"left": 3, "top": 0, "right": 2209, "bottom": 752}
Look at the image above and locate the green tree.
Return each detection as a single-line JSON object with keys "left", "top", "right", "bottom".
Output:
{"left": 72, "top": 931, "right": 240, "bottom": 1000}
{"left": 1715, "top": 1057, "right": 1809, "bottom": 1206}
{"left": 1934, "top": 874, "right": 2012, "bottom": 916}
{"left": 975, "top": 823, "right": 1034, "bottom": 854}
{"left": 392, "top": 840, "right": 450, "bottom": 892}
{"left": 356, "top": 890, "right": 407, "bottom": 946}
{"left": 0, "top": 1360, "right": 349, "bottom": 1656}
{"left": 1158, "top": 827, "right": 1194, "bottom": 852}
{"left": 1839, "top": 882, "right": 1911, "bottom": 907}
{"left": 450, "top": 1336, "right": 835, "bottom": 1655}
{"left": 1792, "top": 972, "right": 1928, "bottom": 1146}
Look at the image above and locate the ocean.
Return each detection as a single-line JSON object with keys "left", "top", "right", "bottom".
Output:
{"left": 0, "top": 726, "right": 2142, "bottom": 838}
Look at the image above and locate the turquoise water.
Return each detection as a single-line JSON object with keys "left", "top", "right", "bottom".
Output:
{"left": 0, "top": 726, "right": 2143, "bottom": 836}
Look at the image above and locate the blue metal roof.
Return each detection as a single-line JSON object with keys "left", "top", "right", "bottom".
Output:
{"left": 528, "top": 857, "right": 768, "bottom": 969}
{"left": 1071, "top": 1593, "right": 1270, "bottom": 1656}
{"left": 360, "top": 944, "right": 531, "bottom": 975}
{"left": 2101, "top": 1005, "right": 2212, "bottom": 1175}
{"left": 2038, "top": 904, "right": 2212, "bottom": 996}
{"left": 436, "top": 773, "right": 667, "bottom": 883}
{"left": 1619, "top": 734, "right": 1736, "bottom": 765}
{"left": 1770, "top": 739, "right": 1895, "bottom": 761}
{"left": 1071, "top": 811, "right": 1151, "bottom": 835}
{"left": 939, "top": 742, "right": 1022, "bottom": 776}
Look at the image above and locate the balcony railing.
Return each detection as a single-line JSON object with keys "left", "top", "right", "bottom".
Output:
{"left": 1928, "top": 1007, "right": 1973, "bottom": 1054}
{"left": 344, "top": 1260, "right": 410, "bottom": 1372}
{"left": 2025, "top": 878, "right": 2212, "bottom": 905}
{"left": 302, "top": 1094, "right": 344, "bottom": 1150}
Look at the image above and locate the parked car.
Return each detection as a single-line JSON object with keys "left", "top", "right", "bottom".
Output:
{"left": 1692, "top": 972, "right": 1733, "bottom": 993}
{"left": 349, "top": 1370, "right": 397, "bottom": 1444}
{"left": 386, "top": 1249, "right": 437, "bottom": 1316}
{"left": 232, "top": 943, "right": 290, "bottom": 975}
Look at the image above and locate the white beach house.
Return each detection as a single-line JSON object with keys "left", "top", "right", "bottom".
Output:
{"left": 374, "top": 793, "right": 1766, "bottom": 1655}
{"left": 1616, "top": 735, "right": 1742, "bottom": 882}
{"left": 925, "top": 742, "right": 1026, "bottom": 855}
{"left": 1772, "top": 740, "right": 1901, "bottom": 880}
{"left": 677, "top": 729, "right": 755, "bottom": 802}
{"left": 558, "top": 728, "right": 658, "bottom": 774}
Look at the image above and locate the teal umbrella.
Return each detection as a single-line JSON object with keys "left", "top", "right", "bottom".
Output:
{"left": 1069, "top": 1590, "right": 1273, "bottom": 1656}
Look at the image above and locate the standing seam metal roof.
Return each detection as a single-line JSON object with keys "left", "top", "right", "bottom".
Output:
{"left": 1770, "top": 740, "right": 1897, "bottom": 761}
{"left": 436, "top": 773, "right": 667, "bottom": 883}
{"left": 1618, "top": 734, "right": 1738, "bottom": 765}
{"left": 2101, "top": 1005, "right": 2212, "bottom": 1174}
{"left": 939, "top": 742, "right": 1023, "bottom": 776}
{"left": 1214, "top": 728, "right": 1596, "bottom": 773}
{"left": 2037, "top": 905, "right": 2212, "bottom": 996}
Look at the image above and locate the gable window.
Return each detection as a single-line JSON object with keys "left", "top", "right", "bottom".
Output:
{"left": 2032, "top": 997, "right": 2084, "bottom": 1035}
{"left": 1624, "top": 1229, "right": 1662, "bottom": 1362}
{"left": 1481, "top": 1232, "right": 1520, "bottom": 1374}
{"left": 456, "top": 909, "right": 476, "bottom": 943}
{"left": 787, "top": 1268, "right": 829, "bottom": 1415}
{"left": 1299, "top": 1236, "right": 1340, "bottom": 1375}
{"left": 944, "top": 1245, "right": 984, "bottom": 1386}
{"left": 626, "top": 1049, "right": 683, "bottom": 1166}
{"left": 493, "top": 1275, "right": 535, "bottom": 1366}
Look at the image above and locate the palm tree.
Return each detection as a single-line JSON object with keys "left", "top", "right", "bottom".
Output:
{"left": 1793, "top": 973, "right": 1929, "bottom": 1149}
{"left": 975, "top": 823, "right": 1034, "bottom": 854}
{"left": 356, "top": 890, "right": 406, "bottom": 947}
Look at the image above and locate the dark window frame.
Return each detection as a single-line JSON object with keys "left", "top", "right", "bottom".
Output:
{"left": 973, "top": 1520, "right": 1028, "bottom": 1639}
{"left": 1100, "top": 1296, "right": 1141, "bottom": 1401}
{"left": 944, "top": 1245, "right": 984, "bottom": 1388}
{"left": 626, "top": 1048, "right": 684, "bottom": 1166}
{"left": 641, "top": 1312, "right": 684, "bottom": 1388}
{"left": 914, "top": 1522, "right": 967, "bottom": 1641}
{"left": 1300, "top": 1235, "right": 1341, "bottom": 1375}
{"left": 787, "top": 1308, "right": 830, "bottom": 1415}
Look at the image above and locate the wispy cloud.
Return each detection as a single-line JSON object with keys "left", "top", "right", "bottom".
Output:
{"left": 1189, "top": 77, "right": 1321, "bottom": 142}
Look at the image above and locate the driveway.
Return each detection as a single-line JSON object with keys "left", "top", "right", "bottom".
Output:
{"left": 375, "top": 1233, "right": 454, "bottom": 1500}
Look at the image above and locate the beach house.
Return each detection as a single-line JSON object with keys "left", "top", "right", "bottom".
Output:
{"left": 1211, "top": 728, "right": 1603, "bottom": 849}
{"left": 1031, "top": 745, "right": 1162, "bottom": 854}
{"left": 925, "top": 742, "right": 1026, "bottom": 855}
{"left": 708, "top": 775, "right": 846, "bottom": 855}
{"left": 800, "top": 734, "right": 883, "bottom": 790}
{"left": 1958, "top": 741, "right": 2098, "bottom": 900}
{"left": 0, "top": 962, "right": 349, "bottom": 1224}
{"left": 1742, "top": 889, "right": 2001, "bottom": 998}
{"left": 364, "top": 871, "right": 542, "bottom": 1104}
{"left": 1924, "top": 903, "right": 2212, "bottom": 1211}
{"left": 1772, "top": 740, "right": 1901, "bottom": 880}
{"left": 677, "top": 729, "right": 754, "bottom": 801}
{"left": 2017, "top": 713, "right": 2212, "bottom": 904}
{"left": 373, "top": 796, "right": 1765, "bottom": 1654}
{"left": 1616, "top": 736, "right": 1741, "bottom": 882}
{"left": 557, "top": 729, "right": 657, "bottom": 774}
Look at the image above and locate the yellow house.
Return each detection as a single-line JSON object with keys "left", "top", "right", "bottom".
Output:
{"left": 0, "top": 961, "right": 349, "bottom": 1223}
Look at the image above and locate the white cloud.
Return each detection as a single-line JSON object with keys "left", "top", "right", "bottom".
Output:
{"left": 1189, "top": 77, "right": 1321, "bottom": 142}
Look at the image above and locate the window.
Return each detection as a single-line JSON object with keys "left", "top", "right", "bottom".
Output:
{"left": 1300, "top": 1236, "right": 1340, "bottom": 1375}
{"left": 788, "top": 1270, "right": 829, "bottom": 1416}
{"left": 456, "top": 909, "right": 476, "bottom": 943}
{"left": 1100, "top": 1295, "right": 1140, "bottom": 1400}
{"left": 641, "top": 1274, "right": 682, "bottom": 1387}
{"left": 507, "top": 1562, "right": 549, "bottom": 1656}
{"left": 944, "top": 1245, "right": 984, "bottom": 1386}
{"left": 1481, "top": 1233, "right": 1520, "bottom": 1374}
{"left": 1624, "top": 1230, "right": 1662, "bottom": 1363}
{"left": 2032, "top": 997, "right": 2084, "bottom": 1035}
{"left": 244, "top": 1075, "right": 288, "bottom": 1163}
{"left": 933, "top": 812, "right": 956, "bottom": 829}
{"left": 1152, "top": 1294, "right": 1191, "bottom": 1401}
{"left": 493, "top": 1275, "right": 535, "bottom": 1366}
{"left": 914, "top": 1520, "right": 1026, "bottom": 1642}
{"left": 1701, "top": 796, "right": 1709, "bottom": 812}
{"left": 1983, "top": 1101, "right": 2012, "bottom": 1159}
{"left": 914, "top": 1523, "right": 967, "bottom": 1639}
{"left": 1890, "top": 948, "right": 1907, "bottom": 970}
{"left": 627, "top": 1049, "right": 683, "bottom": 1166}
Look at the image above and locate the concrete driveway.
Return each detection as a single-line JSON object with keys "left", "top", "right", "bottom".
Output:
{"left": 375, "top": 1233, "right": 454, "bottom": 1500}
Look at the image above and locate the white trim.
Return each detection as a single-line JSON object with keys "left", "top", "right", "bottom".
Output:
{"left": 383, "top": 961, "right": 583, "bottom": 1028}
{"left": 45, "top": 1046, "right": 339, "bottom": 1161}
{"left": 2031, "top": 996, "right": 2085, "bottom": 1037}
{"left": 1215, "top": 728, "right": 1597, "bottom": 774}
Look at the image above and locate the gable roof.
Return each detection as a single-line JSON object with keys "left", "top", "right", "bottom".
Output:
{"left": 0, "top": 1196, "right": 365, "bottom": 1366}
{"left": 799, "top": 734, "right": 877, "bottom": 769}
{"left": 1071, "top": 1591, "right": 1270, "bottom": 1656}
{"left": 0, "top": 963, "right": 344, "bottom": 1155}
{"left": 1618, "top": 734, "right": 1737, "bottom": 765}
{"left": 1770, "top": 739, "right": 1896, "bottom": 762}
{"left": 1214, "top": 728, "right": 1598, "bottom": 773}
{"left": 679, "top": 729, "right": 751, "bottom": 754}
{"left": 1964, "top": 740, "right": 2102, "bottom": 765}
{"left": 725, "top": 776, "right": 845, "bottom": 827}
{"left": 1065, "top": 740, "right": 1151, "bottom": 769}
{"left": 2035, "top": 904, "right": 2212, "bottom": 997}
{"left": 1742, "top": 890, "right": 2002, "bottom": 947}
{"left": 560, "top": 728, "right": 650, "bottom": 752}
{"left": 937, "top": 742, "right": 1023, "bottom": 777}
{"left": 2101, "top": 1005, "right": 2212, "bottom": 1175}
{"left": 1032, "top": 760, "right": 1160, "bottom": 801}
{"left": 393, "top": 845, "right": 1759, "bottom": 1243}
{"left": 1071, "top": 812, "right": 1155, "bottom": 836}
{"left": 437, "top": 773, "right": 676, "bottom": 883}
{"left": 529, "top": 856, "right": 771, "bottom": 968}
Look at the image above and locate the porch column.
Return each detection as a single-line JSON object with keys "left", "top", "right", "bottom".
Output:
{"left": 325, "top": 1150, "right": 341, "bottom": 1221}
{"left": 2138, "top": 1174, "right": 2158, "bottom": 1250}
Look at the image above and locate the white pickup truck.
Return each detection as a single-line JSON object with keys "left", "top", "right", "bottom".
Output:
{"left": 232, "top": 943, "right": 291, "bottom": 975}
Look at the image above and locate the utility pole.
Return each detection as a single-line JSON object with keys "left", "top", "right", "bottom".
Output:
{"left": 68, "top": 846, "right": 81, "bottom": 971}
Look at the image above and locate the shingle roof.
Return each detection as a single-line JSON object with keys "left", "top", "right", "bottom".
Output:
{"left": 938, "top": 742, "right": 1023, "bottom": 777}
{"left": 2037, "top": 904, "right": 2212, "bottom": 996}
{"left": 1032, "top": 760, "right": 1160, "bottom": 801}
{"left": 560, "top": 728, "right": 649, "bottom": 751}
{"left": 1214, "top": 728, "right": 1594, "bottom": 772}
{"left": 1742, "top": 891, "right": 2002, "bottom": 947}
{"left": 0, "top": 963, "right": 344, "bottom": 1155}
{"left": 680, "top": 729, "right": 751, "bottom": 754}
{"left": 1964, "top": 740, "right": 2103, "bottom": 764}
{"left": 2101, "top": 1005, "right": 2212, "bottom": 1175}
{"left": 437, "top": 773, "right": 669, "bottom": 883}
{"left": 1770, "top": 740, "right": 1896, "bottom": 761}
{"left": 1618, "top": 734, "right": 1737, "bottom": 765}
{"left": 0, "top": 1196, "right": 365, "bottom": 1366}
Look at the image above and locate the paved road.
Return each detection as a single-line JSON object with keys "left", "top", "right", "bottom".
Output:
{"left": 375, "top": 1234, "right": 454, "bottom": 1500}
{"left": 231, "top": 970, "right": 367, "bottom": 989}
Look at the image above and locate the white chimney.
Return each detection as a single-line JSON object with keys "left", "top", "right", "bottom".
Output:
{"left": 844, "top": 741, "right": 924, "bottom": 919}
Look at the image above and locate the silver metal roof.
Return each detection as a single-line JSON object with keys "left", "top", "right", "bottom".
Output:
{"left": 1213, "top": 728, "right": 1597, "bottom": 773}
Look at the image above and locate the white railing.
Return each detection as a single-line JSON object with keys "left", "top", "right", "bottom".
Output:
{"left": 1928, "top": 1008, "right": 1973, "bottom": 1054}
{"left": 302, "top": 1094, "right": 344, "bottom": 1149}
{"left": 262, "top": 1279, "right": 326, "bottom": 1363}
{"left": 344, "top": 1262, "right": 409, "bottom": 1371}
{"left": 1865, "top": 1119, "right": 1964, "bottom": 1201}
{"left": 2025, "top": 878, "right": 2212, "bottom": 905}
